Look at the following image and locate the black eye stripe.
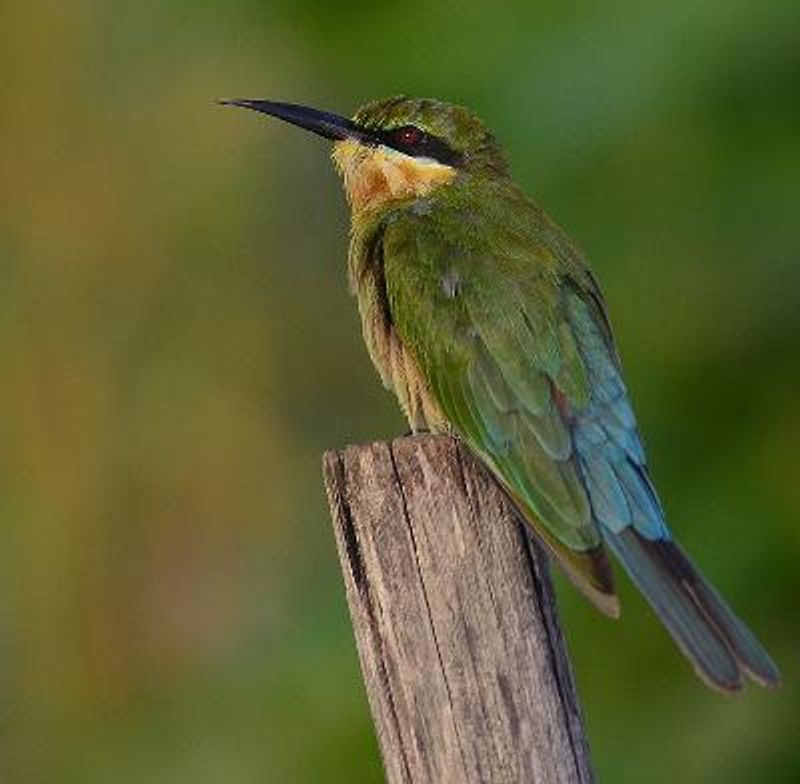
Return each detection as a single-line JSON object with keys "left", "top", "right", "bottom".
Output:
{"left": 376, "top": 125, "right": 464, "bottom": 168}
{"left": 391, "top": 125, "right": 424, "bottom": 146}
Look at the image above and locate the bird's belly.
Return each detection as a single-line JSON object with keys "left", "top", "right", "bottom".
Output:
{"left": 361, "top": 305, "right": 444, "bottom": 433}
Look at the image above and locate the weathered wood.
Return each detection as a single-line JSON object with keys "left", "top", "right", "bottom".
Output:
{"left": 322, "top": 434, "right": 594, "bottom": 784}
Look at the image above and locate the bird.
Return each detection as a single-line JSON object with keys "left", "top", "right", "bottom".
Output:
{"left": 221, "top": 95, "right": 780, "bottom": 692}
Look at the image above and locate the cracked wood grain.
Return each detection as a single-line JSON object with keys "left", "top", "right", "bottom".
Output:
{"left": 323, "top": 434, "right": 594, "bottom": 784}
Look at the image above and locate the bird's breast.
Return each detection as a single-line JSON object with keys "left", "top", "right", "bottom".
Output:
{"left": 347, "top": 226, "right": 444, "bottom": 433}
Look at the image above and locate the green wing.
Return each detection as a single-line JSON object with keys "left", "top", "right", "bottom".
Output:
{"left": 381, "top": 208, "right": 617, "bottom": 612}
{"left": 381, "top": 204, "right": 780, "bottom": 689}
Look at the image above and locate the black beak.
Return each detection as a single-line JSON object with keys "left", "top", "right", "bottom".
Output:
{"left": 219, "top": 99, "right": 376, "bottom": 145}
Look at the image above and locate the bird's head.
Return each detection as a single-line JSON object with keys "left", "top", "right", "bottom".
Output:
{"left": 221, "top": 96, "right": 508, "bottom": 214}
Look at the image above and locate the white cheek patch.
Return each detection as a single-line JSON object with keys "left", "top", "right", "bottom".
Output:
{"left": 376, "top": 147, "right": 454, "bottom": 180}
{"left": 377, "top": 145, "right": 435, "bottom": 166}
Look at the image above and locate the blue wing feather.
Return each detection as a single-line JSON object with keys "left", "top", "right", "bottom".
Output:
{"left": 565, "top": 288, "right": 779, "bottom": 689}
{"left": 566, "top": 292, "right": 668, "bottom": 540}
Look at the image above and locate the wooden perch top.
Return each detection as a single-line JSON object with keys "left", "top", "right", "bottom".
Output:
{"left": 323, "top": 434, "right": 594, "bottom": 784}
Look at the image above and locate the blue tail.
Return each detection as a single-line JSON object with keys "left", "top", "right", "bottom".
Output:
{"left": 568, "top": 290, "right": 779, "bottom": 690}
{"left": 605, "top": 528, "right": 781, "bottom": 692}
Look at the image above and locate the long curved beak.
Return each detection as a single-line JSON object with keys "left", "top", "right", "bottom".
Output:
{"left": 219, "top": 99, "right": 376, "bottom": 145}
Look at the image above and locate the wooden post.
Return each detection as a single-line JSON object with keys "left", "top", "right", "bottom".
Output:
{"left": 322, "top": 435, "right": 594, "bottom": 784}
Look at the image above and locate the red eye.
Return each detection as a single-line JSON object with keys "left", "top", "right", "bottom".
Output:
{"left": 395, "top": 126, "right": 424, "bottom": 145}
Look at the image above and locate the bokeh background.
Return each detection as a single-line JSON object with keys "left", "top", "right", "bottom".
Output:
{"left": 2, "top": 1, "right": 799, "bottom": 782}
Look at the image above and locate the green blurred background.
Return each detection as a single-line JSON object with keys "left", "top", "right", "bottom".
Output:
{"left": 1, "top": 1, "right": 799, "bottom": 781}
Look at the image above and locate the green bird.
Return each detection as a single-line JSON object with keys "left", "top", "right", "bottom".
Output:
{"left": 223, "top": 95, "right": 780, "bottom": 692}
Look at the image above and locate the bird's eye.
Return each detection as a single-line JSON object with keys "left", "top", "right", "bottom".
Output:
{"left": 393, "top": 125, "right": 425, "bottom": 146}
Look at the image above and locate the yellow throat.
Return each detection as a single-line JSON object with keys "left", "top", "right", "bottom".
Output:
{"left": 332, "top": 138, "right": 457, "bottom": 213}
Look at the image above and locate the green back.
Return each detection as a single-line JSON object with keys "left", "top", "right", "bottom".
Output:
{"left": 380, "top": 177, "right": 612, "bottom": 552}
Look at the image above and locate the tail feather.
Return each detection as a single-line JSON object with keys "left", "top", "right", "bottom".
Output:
{"left": 654, "top": 538, "right": 782, "bottom": 688}
{"left": 605, "top": 529, "right": 780, "bottom": 692}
